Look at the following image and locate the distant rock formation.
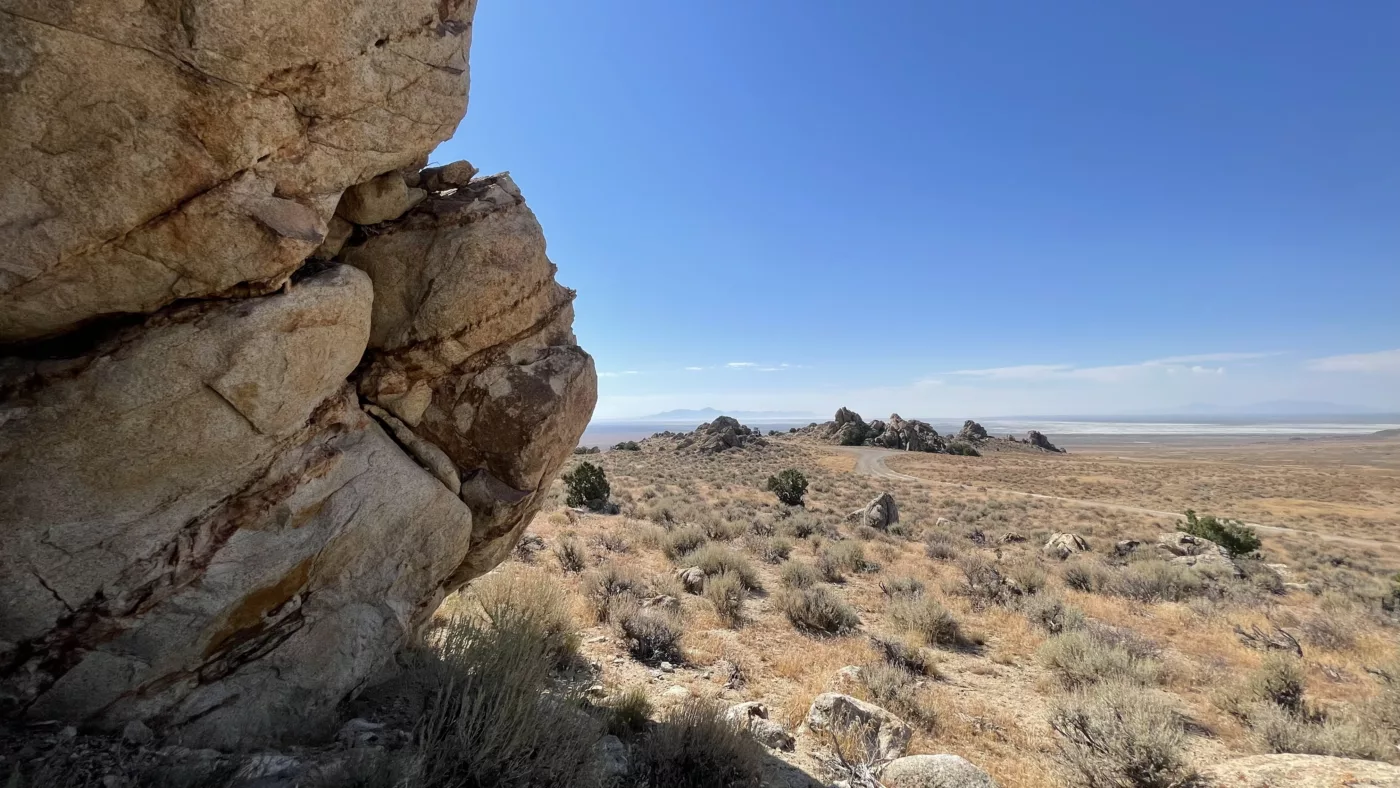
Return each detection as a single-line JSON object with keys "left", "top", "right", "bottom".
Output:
{"left": 958, "top": 420, "right": 989, "bottom": 441}
{"left": 1025, "top": 430, "right": 1065, "bottom": 452}
{"left": 801, "top": 408, "right": 947, "bottom": 452}
{"left": 0, "top": 0, "right": 596, "bottom": 747}
{"left": 796, "top": 409, "right": 1066, "bottom": 455}
{"left": 643, "top": 416, "right": 767, "bottom": 453}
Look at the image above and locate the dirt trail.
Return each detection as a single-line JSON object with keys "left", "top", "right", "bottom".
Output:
{"left": 833, "top": 446, "right": 1391, "bottom": 550}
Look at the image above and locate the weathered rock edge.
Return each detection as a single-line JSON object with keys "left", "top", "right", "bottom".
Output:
{"left": 0, "top": 0, "right": 597, "bottom": 747}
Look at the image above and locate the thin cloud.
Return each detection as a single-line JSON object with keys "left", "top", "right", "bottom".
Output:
{"left": 1306, "top": 348, "right": 1400, "bottom": 374}
{"left": 597, "top": 370, "right": 640, "bottom": 378}
{"left": 683, "top": 366, "right": 705, "bottom": 371}
{"left": 943, "top": 352, "right": 1270, "bottom": 383}
{"left": 726, "top": 362, "right": 758, "bottom": 368}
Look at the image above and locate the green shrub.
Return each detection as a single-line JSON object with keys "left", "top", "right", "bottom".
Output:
{"left": 685, "top": 543, "right": 761, "bottom": 590}
{"left": 661, "top": 525, "right": 709, "bottom": 559}
{"left": 606, "top": 684, "right": 653, "bottom": 736}
{"left": 1181, "top": 509, "right": 1261, "bottom": 558}
{"left": 1110, "top": 560, "right": 1203, "bottom": 603}
{"left": 1021, "top": 595, "right": 1086, "bottom": 635}
{"left": 818, "top": 540, "right": 873, "bottom": 582}
{"left": 1062, "top": 560, "right": 1110, "bottom": 593}
{"left": 465, "top": 567, "right": 579, "bottom": 665}
{"left": 946, "top": 441, "right": 980, "bottom": 457}
{"left": 630, "top": 699, "right": 764, "bottom": 788}
{"left": 870, "top": 634, "right": 937, "bottom": 677}
{"left": 615, "top": 603, "right": 685, "bottom": 665}
{"left": 583, "top": 561, "right": 646, "bottom": 622}
{"left": 765, "top": 468, "right": 809, "bottom": 506}
{"left": 880, "top": 576, "right": 926, "bottom": 599}
{"left": 956, "top": 554, "right": 1018, "bottom": 608}
{"left": 744, "top": 534, "right": 793, "bottom": 564}
{"left": 410, "top": 614, "right": 602, "bottom": 787}
{"left": 923, "top": 531, "right": 960, "bottom": 561}
{"left": 704, "top": 571, "right": 746, "bottom": 628}
{"left": 562, "top": 461, "right": 610, "bottom": 510}
{"left": 860, "top": 662, "right": 939, "bottom": 729}
{"left": 1040, "top": 630, "right": 1160, "bottom": 689}
{"left": 552, "top": 535, "right": 587, "bottom": 573}
{"left": 780, "top": 561, "right": 820, "bottom": 589}
{"left": 780, "top": 585, "right": 860, "bottom": 635}
{"left": 890, "top": 595, "right": 969, "bottom": 649}
{"left": 611, "top": 440, "right": 642, "bottom": 451}
{"left": 1049, "top": 682, "right": 1196, "bottom": 788}
{"left": 1249, "top": 654, "right": 1306, "bottom": 714}
{"left": 1248, "top": 702, "right": 1393, "bottom": 761}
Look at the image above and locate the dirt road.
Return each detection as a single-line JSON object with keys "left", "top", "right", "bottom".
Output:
{"left": 833, "top": 446, "right": 1389, "bottom": 550}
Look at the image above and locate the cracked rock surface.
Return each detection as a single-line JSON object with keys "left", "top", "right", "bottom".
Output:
{"left": 0, "top": 0, "right": 595, "bottom": 747}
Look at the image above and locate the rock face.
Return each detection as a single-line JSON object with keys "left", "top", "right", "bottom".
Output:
{"left": 1197, "top": 754, "right": 1400, "bottom": 788}
{"left": 0, "top": 0, "right": 596, "bottom": 748}
{"left": 849, "top": 493, "right": 900, "bottom": 530}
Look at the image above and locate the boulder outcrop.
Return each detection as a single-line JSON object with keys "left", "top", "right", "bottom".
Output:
{"left": 801, "top": 408, "right": 946, "bottom": 452}
{"left": 0, "top": 0, "right": 595, "bottom": 747}
{"left": 642, "top": 416, "right": 767, "bottom": 453}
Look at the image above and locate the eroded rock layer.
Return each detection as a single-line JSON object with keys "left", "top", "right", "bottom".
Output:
{"left": 0, "top": 0, "right": 596, "bottom": 746}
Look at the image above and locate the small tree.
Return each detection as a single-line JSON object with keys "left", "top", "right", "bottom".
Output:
{"left": 563, "top": 462, "right": 610, "bottom": 510}
{"left": 1180, "top": 509, "right": 1261, "bottom": 557}
{"left": 611, "top": 440, "right": 641, "bottom": 451}
{"left": 766, "top": 469, "right": 808, "bottom": 506}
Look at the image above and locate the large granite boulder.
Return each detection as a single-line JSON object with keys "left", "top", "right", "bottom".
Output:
{"left": 881, "top": 754, "right": 1001, "bottom": 788}
{"left": 849, "top": 492, "right": 900, "bottom": 530}
{"left": 1197, "top": 754, "right": 1400, "bottom": 787}
{"left": 806, "top": 693, "right": 912, "bottom": 763}
{"left": 0, "top": 0, "right": 596, "bottom": 748}
{"left": 1, "top": 0, "right": 478, "bottom": 343}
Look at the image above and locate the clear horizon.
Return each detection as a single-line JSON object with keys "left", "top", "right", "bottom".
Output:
{"left": 436, "top": 2, "right": 1400, "bottom": 420}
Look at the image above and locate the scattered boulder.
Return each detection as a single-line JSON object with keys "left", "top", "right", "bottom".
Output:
{"left": 806, "top": 693, "right": 912, "bottom": 763}
{"left": 336, "top": 171, "right": 426, "bottom": 225}
{"left": 1043, "top": 533, "right": 1090, "bottom": 560}
{"left": 1113, "top": 539, "right": 1141, "bottom": 557}
{"left": 881, "top": 754, "right": 1001, "bottom": 788}
{"left": 1158, "top": 533, "right": 1242, "bottom": 576}
{"left": 834, "top": 665, "right": 865, "bottom": 688}
{"left": 677, "top": 567, "right": 707, "bottom": 594}
{"left": 1157, "top": 532, "right": 1215, "bottom": 557}
{"left": 1173, "top": 550, "right": 1244, "bottom": 578}
{"left": 958, "top": 420, "right": 989, "bottom": 442}
{"left": 418, "top": 160, "right": 480, "bottom": 192}
{"left": 594, "top": 734, "right": 630, "bottom": 779}
{"left": 849, "top": 492, "right": 900, "bottom": 530}
{"left": 1025, "top": 430, "right": 1065, "bottom": 452}
{"left": 1197, "top": 754, "right": 1400, "bottom": 788}
{"left": 724, "top": 702, "right": 795, "bottom": 751}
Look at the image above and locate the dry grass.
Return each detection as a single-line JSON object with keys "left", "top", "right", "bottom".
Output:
{"left": 473, "top": 434, "right": 1400, "bottom": 788}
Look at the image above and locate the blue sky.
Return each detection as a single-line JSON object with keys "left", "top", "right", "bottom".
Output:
{"left": 433, "top": 1, "right": 1400, "bottom": 419}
